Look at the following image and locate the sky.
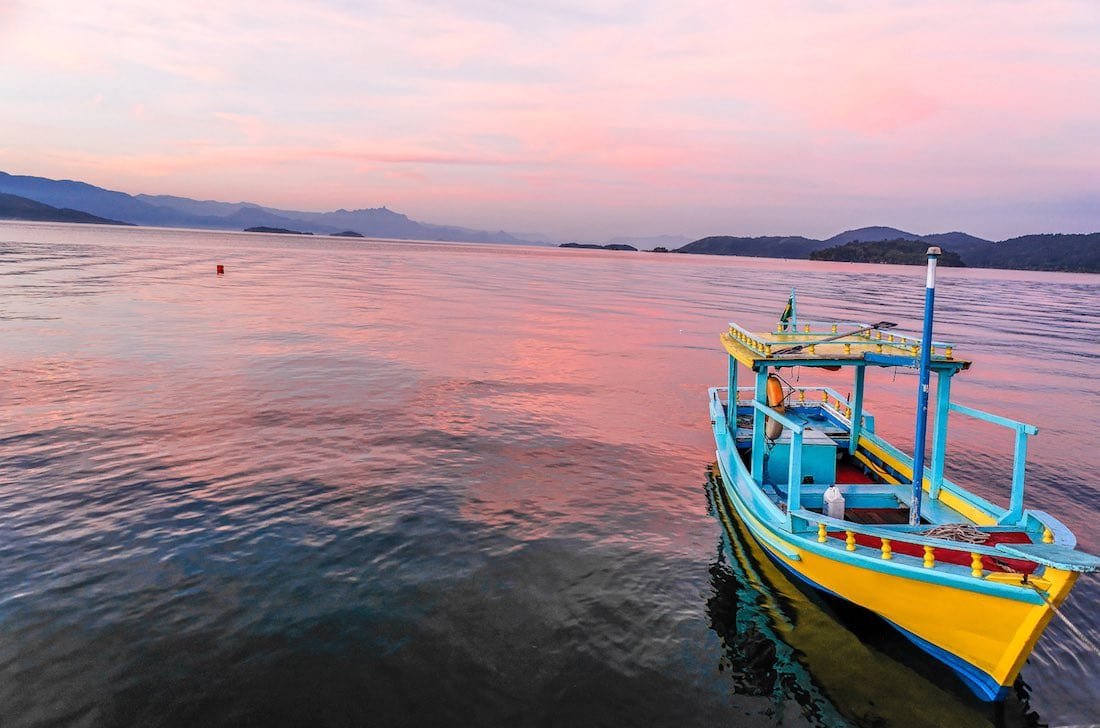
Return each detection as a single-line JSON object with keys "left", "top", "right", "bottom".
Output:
{"left": 1, "top": 0, "right": 1098, "bottom": 241}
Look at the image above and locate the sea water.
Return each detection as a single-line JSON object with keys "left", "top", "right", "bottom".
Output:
{"left": 1, "top": 222, "right": 1096, "bottom": 727}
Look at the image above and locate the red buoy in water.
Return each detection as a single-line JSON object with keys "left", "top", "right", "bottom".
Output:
{"left": 216, "top": 264, "right": 225, "bottom": 275}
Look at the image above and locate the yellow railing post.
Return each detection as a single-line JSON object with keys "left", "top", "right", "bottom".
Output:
{"left": 970, "top": 552, "right": 983, "bottom": 578}
{"left": 881, "top": 538, "right": 892, "bottom": 560}
{"left": 817, "top": 523, "right": 827, "bottom": 543}
{"left": 845, "top": 531, "right": 856, "bottom": 551}
{"left": 923, "top": 545, "right": 935, "bottom": 568}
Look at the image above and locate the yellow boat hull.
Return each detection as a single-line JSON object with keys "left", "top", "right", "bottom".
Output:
{"left": 768, "top": 538, "right": 1075, "bottom": 698}
{"left": 719, "top": 467, "right": 1077, "bottom": 700}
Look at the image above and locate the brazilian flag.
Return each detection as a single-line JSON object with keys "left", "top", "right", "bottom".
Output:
{"left": 779, "top": 294, "right": 794, "bottom": 331}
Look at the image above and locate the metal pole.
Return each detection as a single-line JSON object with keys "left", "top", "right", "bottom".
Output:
{"left": 909, "top": 247, "right": 941, "bottom": 525}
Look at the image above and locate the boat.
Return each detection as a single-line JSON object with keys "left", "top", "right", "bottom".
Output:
{"left": 707, "top": 248, "right": 1100, "bottom": 701}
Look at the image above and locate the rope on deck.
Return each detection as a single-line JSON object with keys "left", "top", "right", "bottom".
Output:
{"left": 921, "top": 523, "right": 990, "bottom": 544}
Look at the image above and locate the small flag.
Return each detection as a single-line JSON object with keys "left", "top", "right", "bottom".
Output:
{"left": 779, "top": 293, "right": 794, "bottom": 330}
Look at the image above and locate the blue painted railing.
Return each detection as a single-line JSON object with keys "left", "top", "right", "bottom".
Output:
{"left": 948, "top": 402, "right": 1038, "bottom": 527}
{"left": 750, "top": 400, "right": 806, "bottom": 527}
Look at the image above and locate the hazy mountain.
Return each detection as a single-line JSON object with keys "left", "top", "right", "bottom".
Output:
{"left": 922, "top": 231, "right": 994, "bottom": 258}
{"left": 134, "top": 194, "right": 255, "bottom": 218}
{"left": 0, "top": 171, "right": 539, "bottom": 244}
{"left": 822, "top": 226, "right": 924, "bottom": 246}
{"left": 0, "top": 171, "right": 188, "bottom": 226}
{"left": 923, "top": 231, "right": 992, "bottom": 247}
{"left": 0, "top": 192, "right": 129, "bottom": 225}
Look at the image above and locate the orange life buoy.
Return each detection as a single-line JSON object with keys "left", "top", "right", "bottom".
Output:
{"left": 765, "top": 374, "right": 786, "bottom": 440}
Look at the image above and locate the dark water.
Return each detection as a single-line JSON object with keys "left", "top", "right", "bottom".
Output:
{"left": 0, "top": 222, "right": 1096, "bottom": 727}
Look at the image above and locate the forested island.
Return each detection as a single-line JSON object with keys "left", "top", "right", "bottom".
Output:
{"left": 559, "top": 242, "right": 638, "bottom": 251}
{"left": 244, "top": 226, "right": 313, "bottom": 235}
{"left": 810, "top": 240, "right": 966, "bottom": 266}
{"left": 674, "top": 227, "right": 1099, "bottom": 273}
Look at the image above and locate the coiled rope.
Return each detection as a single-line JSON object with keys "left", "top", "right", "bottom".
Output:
{"left": 921, "top": 523, "right": 990, "bottom": 544}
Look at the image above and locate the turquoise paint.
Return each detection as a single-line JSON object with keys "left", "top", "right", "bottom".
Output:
{"left": 750, "top": 400, "right": 805, "bottom": 434}
{"left": 1029, "top": 510, "right": 1077, "bottom": 548}
{"left": 995, "top": 542, "right": 1100, "bottom": 571}
{"left": 750, "top": 368, "right": 768, "bottom": 481}
{"left": 1002, "top": 427, "right": 1030, "bottom": 526}
{"left": 765, "top": 430, "right": 836, "bottom": 487}
{"left": 786, "top": 428, "right": 804, "bottom": 529}
{"left": 930, "top": 371, "right": 952, "bottom": 499}
{"left": 945, "top": 401, "right": 1038, "bottom": 526}
{"left": 949, "top": 402, "right": 1039, "bottom": 435}
{"left": 727, "top": 355, "right": 737, "bottom": 437}
{"left": 849, "top": 367, "right": 866, "bottom": 455}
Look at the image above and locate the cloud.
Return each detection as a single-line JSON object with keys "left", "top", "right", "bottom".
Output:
{"left": 0, "top": 0, "right": 1097, "bottom": 239}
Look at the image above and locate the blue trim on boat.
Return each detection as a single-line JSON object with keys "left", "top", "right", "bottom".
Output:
{"left": 887, "top": 621, "right": 1010, "bottom": 702}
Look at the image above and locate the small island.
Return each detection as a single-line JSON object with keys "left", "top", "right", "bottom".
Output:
{"left": 331, "top": 230, "right": 365, "bottom": 238}
{"left": 559, "top": 242, "right": 637, "bottom": 251}
{"left": 809, "top": 239, "right": 965, "bottom": 266}
{"left": 244, "top": 226, "right": 313, "bottom": 235}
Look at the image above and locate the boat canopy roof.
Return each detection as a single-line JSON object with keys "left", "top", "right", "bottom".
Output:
{"left": 722, "top": 320, "right": 971, "bottom": 373}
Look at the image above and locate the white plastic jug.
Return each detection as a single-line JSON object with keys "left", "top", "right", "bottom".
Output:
{"left": 823, "top": 485, "right": 845, "bottom": 520}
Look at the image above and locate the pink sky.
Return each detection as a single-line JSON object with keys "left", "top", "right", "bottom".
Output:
{"left": 1, "top": 0, "right": 1097, "bottom": 240}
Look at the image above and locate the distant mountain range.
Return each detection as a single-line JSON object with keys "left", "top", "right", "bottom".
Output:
{"left": 1, "top": 171, "right": 1095, "bottom": 272}
{"left": 0, "top": 171, "right": 535, "bottom": 245}
{"left": 676, "top": 226, "right": 1099, "bottom": 273}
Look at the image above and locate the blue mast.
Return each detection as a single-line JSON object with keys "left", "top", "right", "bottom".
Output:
{"left": 909, "top": 247, "right": 942, "bottom": 526}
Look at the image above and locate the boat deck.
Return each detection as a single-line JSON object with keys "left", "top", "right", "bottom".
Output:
{"left": 726, "top": 401, "right": 986, "bottom": 527}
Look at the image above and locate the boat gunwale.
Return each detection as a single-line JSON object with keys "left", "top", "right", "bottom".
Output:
{"left": 711, "top": 437, "right": 1051, "bottom": 605}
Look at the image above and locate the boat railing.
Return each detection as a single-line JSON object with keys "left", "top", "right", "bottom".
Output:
{"left": 727, "top": 321, "right": 956, "bottom": 358}
{"left": 946, "top": 402, "right": 1038, "bottom": 527}
{"left": 748, "top": 400, "right": 809, "bottom": 522}
{"left": 787, "top": 508, "right": 1042, "bottom": 582}
{"left": 733, "top": 385, "right": 865, "bottom": 427}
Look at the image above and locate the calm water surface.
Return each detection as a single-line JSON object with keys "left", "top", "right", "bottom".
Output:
{"left": 1, "top": 222, "right": 1097, "bottom": 727}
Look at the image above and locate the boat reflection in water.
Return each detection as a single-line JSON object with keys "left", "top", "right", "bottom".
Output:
{"left": 704, "top": 469, "right": 1046, "bottom": 728}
